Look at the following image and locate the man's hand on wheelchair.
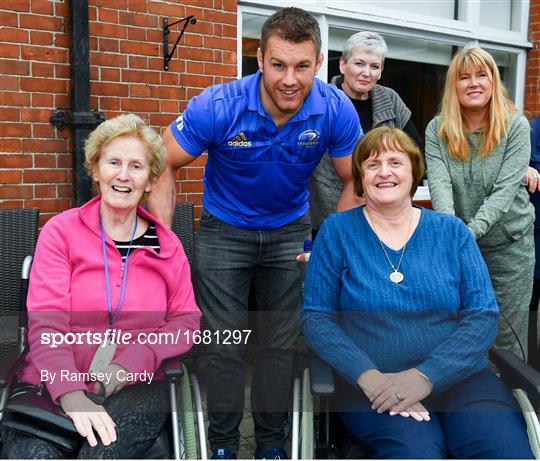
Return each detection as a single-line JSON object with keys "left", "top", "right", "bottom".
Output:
{"left": 59, "top": 390, "right": 117, "bottom": 447}
{"left": 358, "top": 368, "right": 432, "bottom": 422}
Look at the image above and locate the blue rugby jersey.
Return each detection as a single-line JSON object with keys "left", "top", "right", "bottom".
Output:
{"left": 169, "top": 72, "right": 362, "bottom": 229}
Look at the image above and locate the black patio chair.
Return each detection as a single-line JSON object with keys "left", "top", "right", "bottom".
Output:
{"left": 172, "top": 201, "right": 195, "bottom": 266}
{"left": 0, "top": 208, "right": 39, "bottom": 365}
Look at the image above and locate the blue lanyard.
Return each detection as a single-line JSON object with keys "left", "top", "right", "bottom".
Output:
{"left": 100, "top": 215, "right": 138, "bottom": 330}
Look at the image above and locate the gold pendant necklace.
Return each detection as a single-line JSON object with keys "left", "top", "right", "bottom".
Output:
{"left": 365, "top": 207, "right": 413, "bottom": 284}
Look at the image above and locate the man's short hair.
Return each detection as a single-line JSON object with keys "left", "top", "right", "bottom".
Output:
{"left": 260, "top": 7, "right": 321, "bottom": 56}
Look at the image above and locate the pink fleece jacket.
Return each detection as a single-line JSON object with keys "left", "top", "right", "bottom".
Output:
{"left": 19, "top": 197, "right": 201, "bottom": 402}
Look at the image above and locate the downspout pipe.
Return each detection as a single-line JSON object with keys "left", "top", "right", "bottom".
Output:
{"left": 71, "top": 0, "right": 95, "bottom": 205}
{"left": 50, "top": 0, "right": 104, "bottom": 205}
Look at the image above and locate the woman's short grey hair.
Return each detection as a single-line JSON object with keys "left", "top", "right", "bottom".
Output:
{"left": 85, "top": 114, "right": 166, "bottom": 185}
{"left": 342, "top": 31, "right": 388, "bottom": 63}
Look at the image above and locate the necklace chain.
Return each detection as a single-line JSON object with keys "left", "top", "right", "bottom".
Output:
{"left": 365, "top": 207, "right": 414, "bottom": 280}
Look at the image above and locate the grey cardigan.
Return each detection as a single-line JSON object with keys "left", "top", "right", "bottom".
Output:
{"left": 309, "top": 78, "right": 412, "bottom": 229}
{"left": 425, "top": 114, "right": 534, "bottom": 248}
{"left": 331, "top": 75, "right": 411, "bottom": 128}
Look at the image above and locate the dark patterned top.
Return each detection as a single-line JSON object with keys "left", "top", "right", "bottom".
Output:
{"left": 114, "top": 223, "right": 160, "bottom": 261}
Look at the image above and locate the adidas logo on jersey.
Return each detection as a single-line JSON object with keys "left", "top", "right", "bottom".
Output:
{"left": 175, "top": 114, "right": 184, "bottom": 131}
{"left": 227, "top": 132, "right": 252, "bottom": 147}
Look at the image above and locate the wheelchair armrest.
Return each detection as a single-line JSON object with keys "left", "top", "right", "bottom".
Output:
{"left": 163, "top": 357, "right": 185, "bottom": 383}
{"left": 0, "top": 345, "right": 26, "bottom": 388}
{"left": 0, "top": 255, "right": 33, "bottom": 388}
{"left": 21, "top": 255, "right": 32, "bottom": 280}
{"left": 310, "top": 355, "right": 335, "bottom": 397}
{"left": 490, "top": 348, "right": 540, "bottom": 412}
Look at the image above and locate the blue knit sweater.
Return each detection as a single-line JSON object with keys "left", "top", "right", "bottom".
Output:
{"left": 301, "top": 206, "right": 498, "bottom": 393}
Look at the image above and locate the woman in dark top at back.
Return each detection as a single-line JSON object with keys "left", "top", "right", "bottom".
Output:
{"left": 309, "top": 31, "right": 423, "bottom": 233}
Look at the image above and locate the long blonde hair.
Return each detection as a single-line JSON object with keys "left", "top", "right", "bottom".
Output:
{"left": 439, "top": 48, "right": 517, "bottom": 160}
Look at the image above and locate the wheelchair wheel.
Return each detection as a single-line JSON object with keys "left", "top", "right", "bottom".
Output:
{"left": 179, "top": 363, "right": 198, "bottom": 459}
{"left": 301, "top": 368, "right": 314, "bottom": 459}
{"left": 512, "top": 389, "right": 540, "bottom": 458}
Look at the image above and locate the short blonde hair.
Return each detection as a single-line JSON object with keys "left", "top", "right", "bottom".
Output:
{"left": 85, "top": 114, "right": 166, "bottom": 185}
{"left": 352, "top": 127, "right": 425, "bottom": 198}
{"left": 439, "top": 48, "right": 517, "bottom": 160}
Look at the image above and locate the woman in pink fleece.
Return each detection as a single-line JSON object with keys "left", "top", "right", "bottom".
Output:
{"left": 1, "top": 114, "right": 201, "bottom": 458}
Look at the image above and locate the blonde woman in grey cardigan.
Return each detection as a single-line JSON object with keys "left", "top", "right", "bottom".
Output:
{"left": 425, "top": 48, "right": 534, "bottom": 360}
{"left": 309, "top": 31, "right": 422, "bottom": 233}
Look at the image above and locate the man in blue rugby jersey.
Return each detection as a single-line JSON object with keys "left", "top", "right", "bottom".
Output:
{"left": 149, "top": 7, "right": 361, "bottom": 459}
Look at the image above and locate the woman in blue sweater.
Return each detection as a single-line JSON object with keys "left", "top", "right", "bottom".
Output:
{"left": 301, "top": 127, "right": 533, "bottom": 458}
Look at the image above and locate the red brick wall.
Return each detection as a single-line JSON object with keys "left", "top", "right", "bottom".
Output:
{"left": 0, "top": 0, "right": 237, "bottom": 225}
{"left": 526, "top": 0, "right": 540, "bottom": 117}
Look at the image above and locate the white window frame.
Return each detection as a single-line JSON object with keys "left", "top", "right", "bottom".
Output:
{"left": 240, "top": 0, "right": 531, "bottom": 45}
{"left": 475, "top": 0, "right": 531, "bottom": 38}
{"left": 238, "top": 0, "right": 531, "bottom": 108}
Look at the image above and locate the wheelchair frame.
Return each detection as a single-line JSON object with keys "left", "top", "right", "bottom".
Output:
{"left": 295, "top": 353, "right": 540, "bottom": 459}
{"left": 0, "top": 202, "right": 208, "bottom": 459}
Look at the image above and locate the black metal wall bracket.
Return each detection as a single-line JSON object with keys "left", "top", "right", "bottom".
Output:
{"left": 50, "top": 110, "right": 105, "bottom": 131}
{"left": 163, "top": 15, "right": 197, "bottom": 71}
